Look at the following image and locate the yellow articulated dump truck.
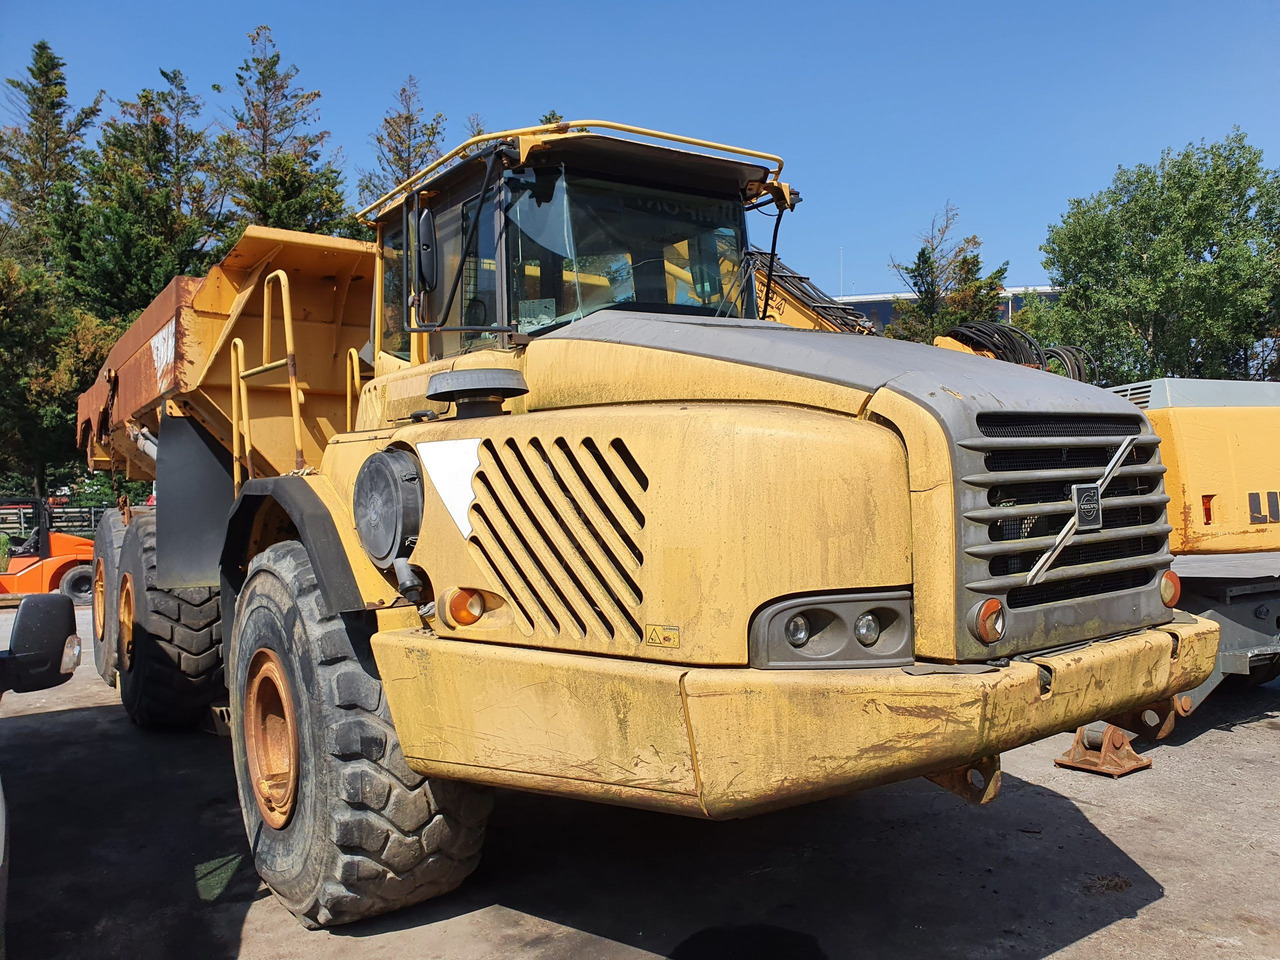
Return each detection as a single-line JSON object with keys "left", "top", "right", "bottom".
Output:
{"left": 77, "top": 121, "right": 1218, "bottom": 927}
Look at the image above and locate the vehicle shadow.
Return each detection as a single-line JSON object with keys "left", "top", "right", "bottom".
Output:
{"left": 343, "top": 770, "right": 1164, "bottom": 959}
{"left": 0, "top": 700, "right": 257, "bottom": 960}
{"left": 0, "top": 669, "right": 1191, "bottom": 960}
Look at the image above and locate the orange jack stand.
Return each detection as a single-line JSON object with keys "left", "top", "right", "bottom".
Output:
{"left": 1054, "top": 723, "right": 1151, "bottom": 777}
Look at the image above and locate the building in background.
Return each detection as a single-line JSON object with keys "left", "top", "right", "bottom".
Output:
{"left": 835, "top": 285, "right": 1059, "bottom": 334}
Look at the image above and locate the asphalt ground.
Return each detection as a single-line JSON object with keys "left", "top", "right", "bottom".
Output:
{"left": 1, "top": 607, "right": 1278, "bottom": 960}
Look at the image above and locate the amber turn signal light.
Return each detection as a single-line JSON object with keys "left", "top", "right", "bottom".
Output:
{"left": 448, "top": 588, "right": 485, "bottom": 625}
{"left": 973, "top": 598, "right": 1006, "bottom": 644}
{"left": 1159, "top": 570, "right": 1181, "bottom": 608}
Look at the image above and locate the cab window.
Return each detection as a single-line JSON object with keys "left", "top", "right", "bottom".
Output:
{"left": 428, "top": 185, "right": 500, "bottom": 358}
{"left": 380, "top": 225, "right": 409, "bottom": 359}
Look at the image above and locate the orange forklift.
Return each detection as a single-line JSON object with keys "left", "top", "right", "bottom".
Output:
{"left": 0, "top": 498, "right": 95, "bottom": 605}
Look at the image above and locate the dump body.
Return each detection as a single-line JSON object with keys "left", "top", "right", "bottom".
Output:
{"left": 77, "top": 227, "right": 375, "bottom": 482}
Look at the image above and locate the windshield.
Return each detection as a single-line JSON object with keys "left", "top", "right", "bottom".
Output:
{"left": 504, "top": 167, "right": 754, "bottom": 335}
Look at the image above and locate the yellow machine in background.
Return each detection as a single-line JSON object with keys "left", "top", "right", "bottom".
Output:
{"left": 1112, "top": 378, "right": 1280, "bottom": 696}
{"left": 79, "top": 121, "right": 1216, "bottom": 928}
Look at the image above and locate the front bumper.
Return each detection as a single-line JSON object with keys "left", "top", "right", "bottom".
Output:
{"left": 375, "top": 615, "right": 1218, "bottom": 820}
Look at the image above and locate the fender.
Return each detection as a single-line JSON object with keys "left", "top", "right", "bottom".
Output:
{"left": 220, "top": 477, "right": 365, "bottom": 623}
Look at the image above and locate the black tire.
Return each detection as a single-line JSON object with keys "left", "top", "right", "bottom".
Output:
{"left": 59, "top": 563, "right": 93, "bottom": 606}
{"left": 91, "top": 509, "right": 129, "bottom": 685}
{"left": 229, "top": 541, "right": 491, "bottom": 928}
{"left": 1224, "top": 657, "right": 1280, "bottom": 689}
{"left": 116, "top": 512, "right": 223, "bottom": 727}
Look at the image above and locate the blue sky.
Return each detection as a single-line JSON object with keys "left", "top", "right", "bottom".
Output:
{"left": 3, "top": 1, "right": 1278, "bottom": 294}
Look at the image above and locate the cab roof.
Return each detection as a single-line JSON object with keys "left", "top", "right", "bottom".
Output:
{"left": 360, "top": 120, "right": 786, "bottom": 223}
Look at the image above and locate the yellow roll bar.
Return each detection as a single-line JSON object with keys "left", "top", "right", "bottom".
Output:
{"left": 357, "top": 119, "right": 786, "bottom": 223}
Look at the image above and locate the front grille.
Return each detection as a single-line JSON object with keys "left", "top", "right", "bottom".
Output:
{"left": 466, "top": 435, "right": 646, "bottom": 643}
{"left": 961, "top": 413, "right": 1171, "bottom": 609}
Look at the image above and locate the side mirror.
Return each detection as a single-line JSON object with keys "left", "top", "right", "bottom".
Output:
{"left": 0, "top": 594, "right": 80, "bottom": 694}
{"left": 417, "top": 207, "right": 438, "bottom": 294}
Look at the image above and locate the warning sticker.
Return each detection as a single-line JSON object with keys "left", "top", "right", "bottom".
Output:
{"left": 644, "top": 624, "right": 680, "bottom": 648}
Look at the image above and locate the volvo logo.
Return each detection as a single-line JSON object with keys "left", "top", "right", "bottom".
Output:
{"left": 1072, "top": 483, "right": 1102, "bottom": 531}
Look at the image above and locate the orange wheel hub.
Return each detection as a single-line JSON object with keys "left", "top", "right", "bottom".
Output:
{"left": 93, "top": 558, "right": 106, "bottom": 640}
{"left": 243, "top": 648, "right": 300, "bottom": 830}
{"left": 117, "top": 574, "right": 135, "bottom": 672}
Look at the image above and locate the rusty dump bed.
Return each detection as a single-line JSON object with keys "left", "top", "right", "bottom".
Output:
{"left": 78, "top": 226, "right": 376, "bottom": 481}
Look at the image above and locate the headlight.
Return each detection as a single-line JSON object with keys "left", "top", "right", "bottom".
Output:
{"left": 353, "top": 448, "right": 423, "bottom": 569}
{"left": 854, "top": 613, "right": 881, "bottom": 646}
{"left": 785, "top": 614, "right": 810, "bottom": 647}
{"left": 749, "top": 590, "right": 913, "bottom": 669}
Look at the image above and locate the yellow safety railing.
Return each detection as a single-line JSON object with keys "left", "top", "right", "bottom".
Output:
{"left": 229, "top": 269, "right": 306, "bottom": 493}
{"left": 345, "top": 347, "right": 362, "bottom": 432}
{"left": 357, "top": 119, "right": 786, "bottom": 222}
{"left": 230, "top": 339, "right": 254, "bottom": 493}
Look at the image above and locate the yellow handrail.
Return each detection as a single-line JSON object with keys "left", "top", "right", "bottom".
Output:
{"left": 345, "top": 347, "right": 362, "bottom": 432}
{"left": 230, "top": 270, "right": 307, "bottom": 492}
{"left": 229, "top": 338, "right": 254, "bottom": 494}
{"left": 357, "top": 119, "right": 786, "bottom": 222}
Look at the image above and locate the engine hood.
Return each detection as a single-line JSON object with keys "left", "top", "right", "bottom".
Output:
{"left": 541, "top": 311, "right": 1140, "bottom": 421}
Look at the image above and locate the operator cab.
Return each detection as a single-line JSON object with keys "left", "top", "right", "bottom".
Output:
{"left": 370, "top": 131, "right": 789, "bottom": 366}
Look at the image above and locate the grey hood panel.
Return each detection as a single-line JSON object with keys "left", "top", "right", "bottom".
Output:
{"left": 542, "top": 311, "right": 1139, "bottom": 422}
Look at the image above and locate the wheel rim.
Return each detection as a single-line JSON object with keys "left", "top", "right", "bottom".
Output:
{"left": 243, "top": 648, "right": 300, "bottom": 830}
{"left": 93, "top": 560, "right": 106, "bottom": 636}
{"left": 118, "top": 574, "right": 135, "bottom": 672}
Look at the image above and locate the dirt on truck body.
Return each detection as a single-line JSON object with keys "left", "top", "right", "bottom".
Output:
{"left": 78, "top": 120, "right": 1218, "bottom": 929}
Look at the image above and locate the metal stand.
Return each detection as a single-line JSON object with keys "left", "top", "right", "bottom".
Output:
{"left": 1054, "top": 722, "right": 1151, "bottom": 777}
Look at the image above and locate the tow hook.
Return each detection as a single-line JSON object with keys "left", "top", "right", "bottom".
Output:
{"left": 926, "top": 754, "right": 1001, "bottom": 804}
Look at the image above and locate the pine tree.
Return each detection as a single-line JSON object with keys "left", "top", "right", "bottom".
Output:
{"left": 220, "top": 25, "right": 356, "bottom": 235}
{"left": 49, "top": 69, "right": 229, "bottom": 319}
{"left": 357, "top": 76, "right": 445, "bottom": 207}
{"left": 0, "top": 40, "right": 102, "bottom": 262}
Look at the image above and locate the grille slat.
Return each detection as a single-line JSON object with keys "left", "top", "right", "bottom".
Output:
{"left": 960, "top": 434, "right": 1160, "bottom": 451}
{"left": 962, "top": 412, "right": 1167, "bottom": 612}
{"left": 977, "top": 413, "right": 1141, "bottom": 437}
{"left": 965, "top": 492, "right": 1170, "bottom": 523}
{"left": 964, "top": 522, "right": 1173, "bottom": 559}
{"left": 964, "top": 462, "right": 1165, "bottom": 487}
{"left": 966, "top": 550, "right": 1171, "bottom": 594}
{"left": 466, "top": 435, "right": 646, "bottom": 645}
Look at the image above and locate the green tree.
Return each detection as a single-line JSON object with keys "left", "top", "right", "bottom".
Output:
{"left": 357, "top": 76, "right": 446, "bottom": 208}
{"left": 1036, "top": 129, "right": 1280, "bottom": 384}
{"left": 886, "top": 202, "right": 1008, "bottom": 343}
{"left": 220, "top": 25, "right": 356, "bottom": 236}
{"left": 49, "top": 69, "right": 230, "bottom": 320}
{"left": 0, "top": 40, "right": 102, "bottom": 261}
{"left": 0, "top": 259, "right": 114, "bottom": 495}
